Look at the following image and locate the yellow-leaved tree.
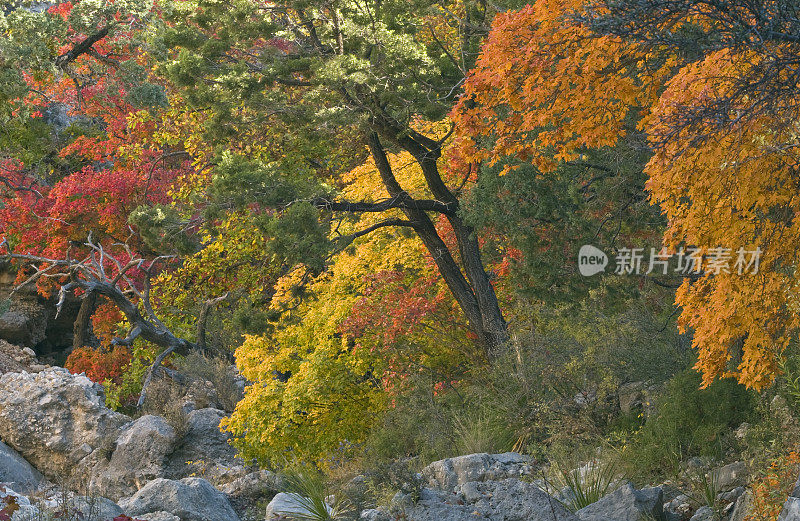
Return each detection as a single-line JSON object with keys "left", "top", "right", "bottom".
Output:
{"left": 221, "top": 138, "right": 476, "bottom": 465}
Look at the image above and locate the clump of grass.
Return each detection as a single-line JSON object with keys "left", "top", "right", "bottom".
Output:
{"left": 175, "top": 351, "right": 242, "bottom": 412}
{"left": 550, "top": 458, "right": 622, "bottom": 512}
{"left": 452, "top": 412, "right": 514, "bottom": 456}
{"left": 280, "top": 469, "right": 348, "bottom": 521}
{"left": 140, "top": 377, "right": 189, "bottom": 437}
{"left": 689, "top": 469, "right": 721, "bottom": 520}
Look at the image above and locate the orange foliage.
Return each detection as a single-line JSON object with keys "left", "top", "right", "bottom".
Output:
{"left": 642, "top": 47, "right": 800, "bottom": 389}
{"left": 452, "top": 0, "right": 800, "bottom": 389}
{"left": 747, "top": 451, "right": 800, "bottom": 521}
{"left": 452, "top": 0, "right": 674, "bottom": 174}
{"left": 65, "top": 346, "right": 132, "bottom": 385}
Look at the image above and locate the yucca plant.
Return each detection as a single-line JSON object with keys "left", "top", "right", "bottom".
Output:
{"left": 551, "top": 458, "right": 622, "bottom": 512}
{"left": 280, "top": 469, "right": 346, "bottom": 521}
{"left": 690, "top": 469, "right": 721, "bottom": 520}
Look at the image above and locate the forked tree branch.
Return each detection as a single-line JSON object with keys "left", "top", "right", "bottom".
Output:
{"left": 1, "top": 237, "right": 228, "bottom": 409}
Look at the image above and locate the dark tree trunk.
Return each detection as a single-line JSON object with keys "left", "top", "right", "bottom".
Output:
{"left": 72, "top": 290, "right": 98, "bottom": 350}
{"left": 367, "top": 131, "right": 508, "bottom": 359}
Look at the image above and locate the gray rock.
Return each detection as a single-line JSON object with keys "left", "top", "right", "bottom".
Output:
{"left": 0, "top": 310, "right": 46, "bottom": 347}
{"left": 265, "top": 492, "right": 334, "bottom": 520}
{"left": 70, "top": 495, "right": 124, "bottom": 521}
{"left": 0, "top": 368, "right": 129, "bottom": 485}
{"left": 165, "top": 408, "right": 241, "bottom": 485}
{"left": 0, "top": 486, "right": 39, "bottom": 520}
{"left": 730, "top": 489, "right": 753, "bottom": 521}
{"left": 221, "top": 470, "right": 277, "bottom": 498}
{"left": 779, "top": 498, "right": 800, "bottom": 521}
{"left": 664, "top": 493, "right": 693, "bottom": 521}
{"left": 576, "top": 483, "right": 663, "bottom": 521}
{"left": 690, "top": 506, "right": 714, "bottom": 521}
{"left": 0, "top": 441, "right": 42, "bottom": 493}
{"left": 92, "top": 415, "right": 177, "bottom": 500}
{"left": 658, "top": 483, "right": 684, "bottom": 503}
{"left": 0, "top": 264, "right": 80, "bottom": 351}
{"left": 719, "top": 486, "right": 745, "bottom": 503}
{"left": 119, "top": 477, "right": 239, "bottom": 521}
{"left": 712, "top": 462, "right": 748, "bottom": 492}
{"left": 140, "top": 512, "right": 182, "bottom": 521}
{"left": 422, "top": 452, "right": 532, "bottom": 491}
{"left": 379, "top": 478, "right": 576, "bottom": 521}
{"left": 779, "top": 471, "right": 800, "bottom": 521}
{"left": 360, "top": 508, "right": 391, "bottom": 521}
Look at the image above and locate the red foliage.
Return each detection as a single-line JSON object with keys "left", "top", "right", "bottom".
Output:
{"left": 92, "top": 303, "right": 125, "bottom": 345}
{"left": 341, "top": 270, "right": 442, "bottom": 350}
{"left": 65, "top": 345, "right": 132, "bottom": 384}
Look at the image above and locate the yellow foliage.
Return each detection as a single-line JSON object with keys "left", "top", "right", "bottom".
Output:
{"left": 222, "top": 134, "right": 470, "bottom": 465}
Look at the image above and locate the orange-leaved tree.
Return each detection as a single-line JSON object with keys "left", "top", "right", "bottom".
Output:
{"left": 453, "top": 0, "right": 800, "bottom": 388}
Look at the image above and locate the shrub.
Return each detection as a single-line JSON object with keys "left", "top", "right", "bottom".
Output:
{"left": 65, "top": 346, "right": 132, "bottom": 384}
{"left": 175, "top": 351, "right": 242, "bottom": 412}
{"left": 623, "top": 369, "right": 756, "bottom": 479}
{"left": 66, "top": 345, "right": 149, "bottom": 411}
{"left": 746, "top": 451, "right": 800, "bottom": 521}
{"left": 140, "top": 377, "right": 190, "bottom": 438}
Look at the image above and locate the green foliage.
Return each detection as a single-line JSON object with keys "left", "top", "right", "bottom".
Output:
{"left": 360, "top": 299, "right": 687, "bottom": 465}
{"left": 102, "top": 346, "right": 151, "bottom": 412}
{"left": 257, "top": 202, "right": 331, "bottom": 273}
{"left": 462, "top": 143, "right": 660, "bottom": 309}
{"left": 129, "top": 204, "right": 200, "bottom": 255}
{"left": 623, "top": 369, "right": 756, "bottom": 479}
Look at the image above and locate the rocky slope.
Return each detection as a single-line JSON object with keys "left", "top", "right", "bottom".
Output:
{"left": 0, "top": 361, "right": 271, "bottom": 521}
{"left": 0, "top": 355, "right": 798, "bottom": 521}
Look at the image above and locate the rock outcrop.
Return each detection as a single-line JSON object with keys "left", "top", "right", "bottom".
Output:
{"left": 0, "top": 366, "right": 261, "bottom": 512}
{"left": 364, "top": 453, "right": 571, "bottom": 521}
{"left": 165, "top": 408, "right": 242, "bottom": 485}
{"left": 0, "top": 262, "right": 79, "bottom": 352}
{"left": 0, "top": 441, "right": 42, "bottom": 493}
{"left": 0, "top": 341, "right": 45, "bottom": 376}
{"left": 0, "top": 368, "right": 129, "bottom": 485}
{"left": 713, "top": 462, "right": 749, "bottom": 493}
{"left": 119, "top": 477, "right": 240, "bottom": 521}
{"left": 363, "top": 478, "right": 576, "bottom": 521}
{"left": 421, "top": 452, "right": 533, "bottom": 490}
{"left": 91, "top": 415, "right": 178, "bottom": 499}
{"left": 576, "top": 483, "right": 663, "bottom": 521}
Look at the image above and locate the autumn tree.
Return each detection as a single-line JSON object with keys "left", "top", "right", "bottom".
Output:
{"left": 0, "top": 1, "right": 220, "bottom": 398}
{"left": 156, "top": 0, "right": 510, "bottom": 358}
{"left": 454, "top": 0, "right": 800, "bottom": 388}
{"left": 577, "top": 0, "right": 800, "bottom": 389}
{"left": 222, "top": 143, "right": 476, "bottom": 463}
